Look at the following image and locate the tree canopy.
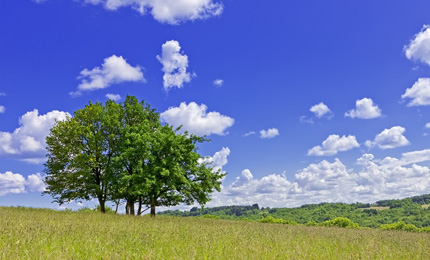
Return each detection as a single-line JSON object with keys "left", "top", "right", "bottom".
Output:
{"left": 44, "top": 96, "right": 225, "bottom": 216}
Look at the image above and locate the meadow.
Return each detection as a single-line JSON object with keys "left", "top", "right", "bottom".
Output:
{"left": 1, "top": 207, "right": 430, "bottom": 259}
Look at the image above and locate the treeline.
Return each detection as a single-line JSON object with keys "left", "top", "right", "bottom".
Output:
{"left": 159, "top": 194, "right": 430, "bottom": 228}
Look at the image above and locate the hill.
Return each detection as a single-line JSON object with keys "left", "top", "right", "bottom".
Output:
{"left": 159, "top": 194, "right": 430, "bottom": 228}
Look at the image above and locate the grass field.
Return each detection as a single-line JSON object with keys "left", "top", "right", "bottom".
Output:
{"left": 1, "top": 207, "right": 430, "bottom": 259}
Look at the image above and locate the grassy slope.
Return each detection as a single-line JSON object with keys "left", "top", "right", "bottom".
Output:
{"left": 1, "top": 207, "right": 430, "bottom": 260}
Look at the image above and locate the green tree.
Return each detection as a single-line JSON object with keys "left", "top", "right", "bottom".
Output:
{"left": 44, "top": 100, "right": 121, "bottom": 213}
{"left": 44, "top": 96, "right": 224, "bottom": 216}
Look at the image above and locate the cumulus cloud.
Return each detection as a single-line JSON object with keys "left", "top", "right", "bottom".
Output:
{"left": 365, "top": 126, "right": 410, "bottom": 150}
{"left": 160, "top": 102, "right": 234, "bottom": 136}
{"left": 310, "top": 102, "right": 333, "bottom": 118}
{"left": 206, "top": 152, "right": 430, "bottom": 208}
{"left": 0, "top": 109, "right": 70, "bottom": 162}
{"left": 157, "top": 40, "right": 194, "bottom": 91}
{"left": 345, "top": 98, "right": 382, "bottom": 119}
{"left": 260, "top": 128, "right": 279, "bottom": 139}
{"left": 404, "top": 25, "right": 430, "bottom": 66}
{"left": 0, "top": 171, "right": 45, "bottom": 196}
{"left": 83, "top": 0, "right": 223, "bottom": 24}
{"left": 71, "top": 55, "right": 144, "bottom": 97}
{"left": 308, "top": 135, "right": 359, "bottom": 156}
{"left": 198, "top": 147, "right": 230, "bottom": 176}
{"left": 213, "top": 79, "right": 224, "bottom": 87}
{"left": 401, "top": 78, "right": 430, "bottom": 106}
{"left": 426, "top": 122, "right": 430, "bottom": 128}
{"left": 0, "top": 106, "right": 5, "bottom": 114}
{"left": 105, "top": 93, "right": 121, "bottom": 101}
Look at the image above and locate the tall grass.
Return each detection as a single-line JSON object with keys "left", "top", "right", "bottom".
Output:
{"left": 1, "top": 207, "right": 429, "bottom": 259}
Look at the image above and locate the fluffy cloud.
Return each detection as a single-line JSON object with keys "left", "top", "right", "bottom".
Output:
{"left": 308, "top": 134, "right": 359, "bottom": 156}
{"left": 404, "top": 25, "right": 430, "bottom": 66}
{"left": 199, "top": 147, "right": 230, "bottom": 177}
{"left": 207, "top": 152, "right": 430, "bottom": 208}
{"left": 71, "top": 55, "right": 144, "bottom": 97}
{"left": 213, "top": 79, "right": 224, "bottom": 87}
{"left": 365, "top": 126, "right": 410, "bottom": 150}
{"left": 345, "top": 98, "right": 382, "bottom": 119}
{"left": 426, "top": 122, "right": 430, "bottom": 128}
{"left": 310, "top": 102, "right": 332, "bottom": 118}
{"left": 260, "top": 128, "right": 279, "bottom": 139}
{"left": 160, "top": 102, "right": 234, "bottom": 136}
{"left": 0, "top": 171, "right": 45, "bottom": 196}
{"left": 157, "top": 40, "right": 194, "bottom": 91}
{"left": 105, "top": 93, "right": 121, "bottom": 101}
{"left": 401, "top": 78, "right": 430, "bottom": 106}
{"left": 0, "top": 106, "right": 5, "bottom": 113}
{"left": 83, "top": 0, "right": 223, "bottom": 24}
{"left": 0, "top": 109, "right": 70, "bottom": 162}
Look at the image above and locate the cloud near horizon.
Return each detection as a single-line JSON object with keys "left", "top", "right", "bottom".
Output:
{"left": 0, "top": 171, "right": 45, "bottom": 196}
{"left": 206, "top": 150, "right": 430, "bottom": 208}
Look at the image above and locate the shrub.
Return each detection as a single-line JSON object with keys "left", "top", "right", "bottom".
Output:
{"left": 321, "top": 217, "right": 359, "bottom": 229}
{"left": 380, "top": 221, "right": 419, "bottom": 232}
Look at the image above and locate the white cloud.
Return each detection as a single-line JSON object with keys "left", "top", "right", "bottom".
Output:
{"left": 157, "top": 40, "right": 194, "bottom": 91}
{"left": 71, "top": 55, "right": 144, "bottom": 97}
{"left": 199, "top": 147, "right": 230, "bottom": 176}
{"left": 299, "top": 116, "right": 314, "bottom": 125}
{"left": 307, "top": 135, "right": 359, "bottom": 156}
{"left": 0, "top": 106, "right": 5, "bottom": 114}
{"left": 213, "top": 79, "right": 224, "bottom": 87}
{"left": 207, "top": 153, "right": 430, "bottom": 208}
{"left": 310, "top": 102, "right": 332, "bottom": 118}
{"left": 160, "top": 102, "right": 234, "bottom": 136}
{"left": 105, "top": 93, "right": 121, "bottom": 101}
{"left": 84, "top": 0, "right": 223, "bottom": 24}
{"left": 345, "top": 98, "right": 382, "bottom": 119}
{"left": 426, "top": 122, "right": 430, "bottom": 128}
{"left": 401, "top": 78, "right": 430, "bottom": 106}
{"left": 365, "top": 126, "right": 410, "bottom": 150}
{"left": 404, "top": 25, "right": 430, "bottom": 66}
{"left": 0, "top": 109, "right": 70, "bottom": 162}
{"left": 0, "top": 171, "right": 45, "bottom": 196}
{"left": 243, "top": 131, "right": 256, "bottom": 137}
{"left": 260, "top": 128, "right": 279, "bottom": 139}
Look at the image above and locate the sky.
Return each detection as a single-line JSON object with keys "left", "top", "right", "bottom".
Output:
{"left": 1, "top": 0, "right": 430, "bottom": 211}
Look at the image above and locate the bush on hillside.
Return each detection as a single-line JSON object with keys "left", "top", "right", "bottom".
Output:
{"left": 321, "top": 217, "right": 359, "bottom": 229}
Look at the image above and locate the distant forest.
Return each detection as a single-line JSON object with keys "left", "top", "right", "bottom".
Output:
{"left": 159, "top": 194, "right": 430, "bottom": 228}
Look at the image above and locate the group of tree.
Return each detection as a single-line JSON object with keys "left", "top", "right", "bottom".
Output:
{"left": 44, "top": 96, "right": 224, "bottom": 217}
{"left": 159, "top": 193, "right": 430, "bottom": 228}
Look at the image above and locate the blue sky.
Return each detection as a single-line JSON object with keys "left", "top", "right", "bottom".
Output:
{"left": 1, "top": 0, "right": 430, "bottom": 210}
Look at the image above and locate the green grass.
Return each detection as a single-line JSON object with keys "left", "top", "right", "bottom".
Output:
{"left": 1, "top": 207, "right": 430, "bottom": 259}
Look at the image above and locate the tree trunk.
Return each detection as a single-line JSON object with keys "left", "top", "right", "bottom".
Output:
{"left": 98, "top": 195, "right": 106, "bottom": 213}
{"left": 126, "top": 199, "right": 135, "bottom": 215}
{"left": 137, "top": 196, "right": 143, "bottom": 215}
{"left": 150, "top": 197, "right": 156, "bottom": 218}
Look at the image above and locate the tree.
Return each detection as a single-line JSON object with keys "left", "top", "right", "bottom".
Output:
{"left": 44, "top": 100, "right": 121, "bottom": 213}
{"left": 44, "top": 96, "right": 225, "bottom": 216}
{"left": 139, "top": 124, "right": 225, "bottom": 217}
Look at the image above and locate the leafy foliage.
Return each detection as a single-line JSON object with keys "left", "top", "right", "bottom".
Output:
{"left": 44, "top": 96, "right": 224, "bottom": 216}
